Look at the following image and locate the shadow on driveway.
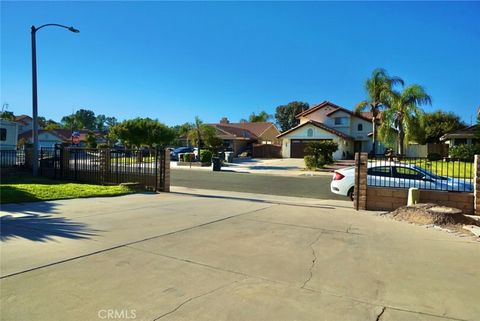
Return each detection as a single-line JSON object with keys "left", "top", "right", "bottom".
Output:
{"left": 0, "top": 214, "right": 99, "bottom": 242}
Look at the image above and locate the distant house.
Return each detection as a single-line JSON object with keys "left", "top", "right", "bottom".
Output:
{"left": 277, "top": 101, "right": 388, "bottom": 160}
{"left": 440, "top": 125, "right": 478, "bottom": 146}
{"left": 209, "top": 118, "right": 281, "bottom": 156}
{"left": 0, "top": 119, "right": 19, "bottom": 150}
{"left": 14, "top": 115, "right": 39, "bottom": 134}
{"left": 18, "top": 129, "right": 93, "bottom": 148}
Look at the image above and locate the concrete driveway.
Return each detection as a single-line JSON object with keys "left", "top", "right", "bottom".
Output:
{"left": 1, "top": 191, "right": 479, "bottom": 321}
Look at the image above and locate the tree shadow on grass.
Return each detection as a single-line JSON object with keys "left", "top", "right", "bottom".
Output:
{"left": 0, "top": 186, "right": 60, "bottom": 214}
{"left": 0, "top": 214, "right": 99, "bottom": 242}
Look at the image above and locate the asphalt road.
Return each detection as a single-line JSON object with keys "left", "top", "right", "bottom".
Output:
{"left": 171, "top": 169, "right": 349, "bottom": 200}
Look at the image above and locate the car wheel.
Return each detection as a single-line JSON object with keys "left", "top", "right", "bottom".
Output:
{"left": 348, "top": 187, "right": 355, "bottom": 201}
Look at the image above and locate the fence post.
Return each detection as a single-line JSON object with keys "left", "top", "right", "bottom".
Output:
{"left": 475, "top": 155, "right": 480, "bottom": 215}
{"left": 354, "top": 152, "right": 368, "bottom": 210}
{"left": 62, "top": 148, "right": 69, "bottom": 178}
{"left": 158, "top": 149, "right": 170, "bottom": 192}
{"left": 99, "top": 149, "right": 111, "bottom": 184}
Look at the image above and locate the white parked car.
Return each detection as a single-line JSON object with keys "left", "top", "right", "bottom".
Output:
{"left": 330, "top": 162, "right": 473, "bottom": 200}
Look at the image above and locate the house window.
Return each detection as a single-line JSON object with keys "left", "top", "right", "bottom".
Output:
{"left": 334, "top": 117, "right": 348, "bottom": 126}
{"left": 357, "top": 124, "right": 363, "bottom": 131}
{"left": 0, "top": 128, "right": 6, "bottom": 141}
{"left": 307, "top": 128, "right": 313, "bottom": 137}
{"left": 454, "top": 138, "right": 467, "bottom": 145}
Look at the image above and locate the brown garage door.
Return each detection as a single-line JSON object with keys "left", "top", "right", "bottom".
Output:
{"left": 291, "top": 140, "right": 307, "bottom": 158}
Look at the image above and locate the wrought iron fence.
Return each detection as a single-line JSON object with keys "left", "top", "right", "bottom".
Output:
{"left": 367, "top": 156, "right": 474, "bottom": 192}
{"left": 0, "top": 149, "right": 28, "bottom": 168}
{"left": 1, "top": 146, "right": 167, "bottom": 191}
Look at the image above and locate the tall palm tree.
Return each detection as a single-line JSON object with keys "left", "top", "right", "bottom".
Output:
{"left": 380, "top": 85, "right": 431, "bottom": 155}
{"left": 355, "top": 68, "right": 404, "bottom": 155}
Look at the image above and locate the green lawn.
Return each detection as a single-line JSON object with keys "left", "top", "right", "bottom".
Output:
{"left": 0, "top": 176, "right": 134, "bottom": 204}
{"left": 111, "top": 156, "right": 156, "bottom": 165}
{"left": 407, "top": 160, "right": 473, "bottom": 179}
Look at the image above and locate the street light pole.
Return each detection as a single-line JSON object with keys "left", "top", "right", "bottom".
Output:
{"left": 31, "top": 24, "right": 79, "bottom": 176}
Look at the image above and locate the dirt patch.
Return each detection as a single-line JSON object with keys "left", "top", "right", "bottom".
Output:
{"left": 384, "top": 203, "right": 480, "bottom": 236}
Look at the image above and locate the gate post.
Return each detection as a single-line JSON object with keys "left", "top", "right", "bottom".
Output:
{"left": 475, "top": 155, "right": 480, "bottom": 215}
{"left": 62, "top": 148, "right": 70, "bottom": 178}
{"left": 163, "top": 149, "right": 170, "bottom": 192}
{"left": 99, "top": 149, "right": 111, "bottom": 183}
{"left": 354, "top": 152, "right": 368, "bottom": 210}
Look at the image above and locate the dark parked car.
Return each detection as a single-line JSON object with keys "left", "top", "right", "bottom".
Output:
{"left": 170, "top": 147, "right": 195, "bottom": 161}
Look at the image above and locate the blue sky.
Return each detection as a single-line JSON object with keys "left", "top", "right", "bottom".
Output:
{"left": 1, "top": 1, "right": 479, "bottom": 126}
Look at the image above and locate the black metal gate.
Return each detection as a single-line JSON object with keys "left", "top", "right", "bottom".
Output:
{"left": 39, "top": 146, "right": 167, "bottom": 191}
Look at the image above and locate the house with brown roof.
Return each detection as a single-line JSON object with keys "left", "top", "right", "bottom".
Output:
{"left": 277, "top": 101, "right": 387, "bottom": 159}
{"left": 14, "top": 115, "right": 38, "bottom": 134}
{"left": 209, "top": 118, "right": 281, "bottom": 156}
{"left": 18, "top": 129, "right": 93, "bottom": 148}
{"left": 440, "top": 125, "right": 478, "bottom": 146}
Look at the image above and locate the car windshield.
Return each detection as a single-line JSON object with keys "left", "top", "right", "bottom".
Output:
{"left": 174, "top": 147, "right": 189, "bottom": 152}
{"left": 411, "top": 165, "right": 447, "bottom": 180}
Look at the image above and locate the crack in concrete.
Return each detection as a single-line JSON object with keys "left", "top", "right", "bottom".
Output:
{"left": 300, "top": 232, "right": 323, "bottom": 289}
{"left": 126, "top": 245, "right": 283, "bottom": 285}
{"left": 302, "top": 287, "right": 469, "bottom": 321}
{"left": 1, "top": 205, "right": 274, "bottom": 279}
{"left": 375, "top": 306, "right": 386, "bottom": 321}
{"left": 241, "top": 218, "right": 364, "bottom": 235}
{"left": 152, "top": 280, "right": 241, "bottom": 320}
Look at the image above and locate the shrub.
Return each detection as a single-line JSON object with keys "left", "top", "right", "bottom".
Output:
{"left": 97, "top": 143, "right": 109, "bottom": 149}
{"left": 449, "top": 144, "right": 479, "bottom": 162}
{"left": 304, "top": 141, "right": 338, "bottom": 168}
{"left": 427, "top": 153, "right": 442, "bottom": 161}
{"left": 200, "top": 150, "right": 212, "bottom": 163}
{"left": 181, "top": 153, "right": 195, "bottom": 162}
{"left": 304, "top": 155, "right": 318, "bottom": 169}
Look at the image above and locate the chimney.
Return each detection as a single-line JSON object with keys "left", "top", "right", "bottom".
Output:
{"left": 220, "top": 117, "right": 229, "bottom": 124}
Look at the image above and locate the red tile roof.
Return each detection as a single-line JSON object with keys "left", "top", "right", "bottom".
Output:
{"left": 277, "top": 120, "right": 353, "bottom": 140}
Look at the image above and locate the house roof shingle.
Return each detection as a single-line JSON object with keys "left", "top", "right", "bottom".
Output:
{"left": 296, "top": 101, "right": 379, "bottom": 122}
{"left": 209, "top": 122, "right": 279, "bottom": 140}
{"left": 440, "top": 125, "right": 477, "bottom": 141}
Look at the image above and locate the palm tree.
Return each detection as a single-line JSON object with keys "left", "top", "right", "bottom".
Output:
{"left": 355, "top": 68, "right": 404, "bottom": 155}
{"left": 380, "top": 85, "right": 431, "bottom": 155}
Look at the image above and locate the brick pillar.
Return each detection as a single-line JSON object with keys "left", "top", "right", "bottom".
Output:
{"left": 475, "top": 155, "right": 480, "bottom": 215}
{"left": 163, "top": 149, "right": 170, "bottom": 192}
{"left": 354, "top": 152, "right": 368, "bottom": 210}
{"left": 99, "top": 149, "right": 111, "bottom": 183}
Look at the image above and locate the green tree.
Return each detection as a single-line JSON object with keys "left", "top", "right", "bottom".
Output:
{"left": 355, "top": 68, "right": 404, "bottom": 155}
{"left": 111, "top": 118, "right": 174, "bottom": 148}
{"left": 419, "top": 111, "right": 466, "bottom": 143}
{"left": 275, "top": 101, "right": 309, "bottom": 132}
{"left": 105, "top": 116, "right": 118, "bottom": 129}
{"left": 61, "top": 109, "right": 96, "bottom": 130}
{"left": 85, "top": 131, "right": 98, "bottom": 148}
{"left": 0, "top": 110, "right": 15, "bottom": 121}
{"left": 44, "top": 122, "right": 61, "bottom": 130}
{"left": 248, "top": 111, "right": 271, "bottom": 122}
{"left": 380, "top": 84, "right": 431, "bottom": 155}
{"left": 95, "top": 114, "right": 107, "bottom": 131}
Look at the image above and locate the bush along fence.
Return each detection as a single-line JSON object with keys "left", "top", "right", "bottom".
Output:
{"left": 2, "top": 146, "right": 170, "bottom": 192}
{"left": 354, "top": 153, "right": 477, "bottom": 215}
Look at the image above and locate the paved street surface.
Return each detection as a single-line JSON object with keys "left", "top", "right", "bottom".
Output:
{"left": 171, "top": 168, "right": 349, "bottom": 200}
{"left": 1, "top": 192, "right": 479, "bottom": 321}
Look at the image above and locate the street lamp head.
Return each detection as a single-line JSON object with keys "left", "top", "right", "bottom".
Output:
{"left": 68, "top": 26, "right": 80, "bottom": 33}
